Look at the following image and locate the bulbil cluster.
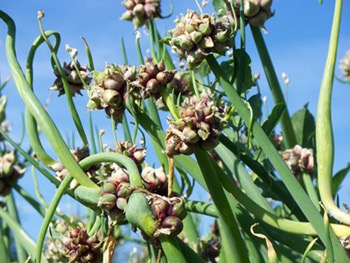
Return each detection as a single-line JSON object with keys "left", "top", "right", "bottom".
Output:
{"left": 107, "top": 141, "right": 146, "bottom": 167}
{"left": 98, "top": 166, "right": 131, "bottom": 224}
{"left": 280, "top": 145, "right": 314, "bottom": 180}
{"left": 148, "top": 194, "right": 187, "bottom": 237}
{"left": 340, "top": 50, "right": 350, "bottom": 82}
{"left": 133, "top": 60, "right": 176, "bottom": 100}
{"left": 168, "top": 10, "right": 235, "bottom": 69}
{"left": 87, "top": 64, "right": 137, "bottom": 123}
{"left": 168, "top": 71, "right": 193, "bottom": 96}
{"left": 165, "top": 93, "right": 228, "bottom": 156}
{"left": 50, "top": 146, "right": 97, "bottom": 189}
{"left": 0, "top": 151, "right": 25, "bottom": 196}
{"left": 98, "top": 162, "right": 169, "bottom": 223}
{"left": 121, "top": 0, "right": 161, "bottom": 29}
{"left": 64, "top": 228, "right": 102, "bottom": 263}
{"left": 50, "top": 60, "right": 91, "bottom": 96}
{"left": 234, "top": 0, "right": 274, "bottom": 31}
{"left": 141, "top": 165, "right": 167, "bottom": 195}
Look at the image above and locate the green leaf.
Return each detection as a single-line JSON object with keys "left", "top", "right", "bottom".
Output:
{"left": 262, "top": 103, "right": 286, "bottom": 136}
{"left": 234, "top": 49, "right": 256, "bottom": 94}
{"left": 332, "top": 163, "right": 350, "bottom": 197}
{"left": 291, "top": 105, "right": 316, "bottom": 148}
{"left": 212, "top": 0, "right": 226, "bottom": 14}
{"left": 220, "top": 59, "right": 236, "bottom": 84}
{"left": 248, "top": 93, "right": 263, "bottom": 122}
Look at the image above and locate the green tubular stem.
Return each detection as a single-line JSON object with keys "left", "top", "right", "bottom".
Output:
{"left": 0, "top": 225, "right": 10, "bottom": 263}
{"left": 74, "top": 152, "right": 143, "bottom": 209}
{"left": 219, "top": 135, "right": 307, "bottom": 221}
{"left": 0, "top": 130, "right": 75, "bottom": 198}
{"left": 125, "top": 192, "right": 157, "bottom": 237}
{"left": 159, "top": 87, "right": 180, "bottom": 120}
{"left": 5, "top": 192, "right": 27, "bottom": 263}
{"left": 206, "top": 55, "right": 350, "bottom": 261}
{"left": 0, "top": 206, "right": 46, "bottom": 263}
{"left": 186, "top": 192, "right": 350, "bottom": 238}
{"left": 301, "top": 172, "right": 320, "bottom": 212}
{"left": 215, "top": 143, "right": 275, "bottom": 213}
{"left": 81, "top": 36, "right": 95, "bottom": 71}
{"left": 133, "top": 107, "right": 349, "bottom": 238}
{"left": 0, "top": 11, "right": 97, "bottom": 189}
{"left": 316, "top": 0, "right": 350, "bottom": 224}
{"left": 38, "top": 18, "right": 88, "bottom": 146}
{"left": 35, "top": 174, "right": 73, "bottom": 263}
{"left": 250, "top": 26, "right": 297, "bottom": 149}
{"left": 158, "top": 235, "right": 191, "bottom": 263}
{"left": 10, "top": 182, "right": 53, "bottom": 221}
{"left": 79, "top": 152, "right": 142, "bottom": 187}
{"left": 195, "top": 151, "right": 250, "bottom": 263}
{"left": 26, "top": 31, "right": 59, "bottom": 166}
{"left": 25, "top": 109, "right": 56, "bottom": 166}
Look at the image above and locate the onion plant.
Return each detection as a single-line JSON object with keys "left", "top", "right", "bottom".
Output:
{"left": 0, "top": 0, "right": 350, "bottom": 262}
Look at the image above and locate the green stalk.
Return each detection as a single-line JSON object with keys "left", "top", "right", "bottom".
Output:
{"left": 250, "top": 26, "right": 297, "bottom": 148}
{"left": 122, "top": 115, "right": 132, "bottom": 142}
{"left": 158, "top": 235, "right": 189, "bottom": 263}
{"left": 5, "top": 192, "right": 27, "bottom": 263}
{"left": 316, "top": 0, "right": 350, "bottom": 224}
{"left": 134, "top": 108, "right": 347, "bottom": 237}
{"left": 0, "top": 129, "right": 75, "bottom": 197}
{"left": 215, "top": 143, "right": 274, "bottom": 213}
{"left": 0, "top": 206, "right": 46, "bottom": 263}
{"left": 301, "top": 172, "right": 320, "bottom": 212}
{"left": 219, "top": 134, "right": 307, "bottom": 221}
{"left": 195, "top": 151, "right": 249, "bottom": 263}
{"left": 206, "top": 55, "right": 349, "bottom": 261}
{"left": 37, "top": 16, "right": 88, "bottom": 146}
{"left": 26, "top": 31, "right": 59, "bottom": 166}
{"left": 35, "top": 174, "right": 73, "bottom": 263}
{"left": 10, "top": 182, "right": 51, "bottom": 221}
{"left": 0, "top": 11, "right": 97, "bottom": 189}
{"left": 145, "top": 99, "right": 169, "bottom": 170}
{"left": 81, "top": 36, "right": 95, "bottom": 71}
{"left": 0, "top": 224, "right": 10, "bottom": 263}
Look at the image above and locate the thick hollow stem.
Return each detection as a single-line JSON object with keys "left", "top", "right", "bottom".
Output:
{"left": 316, "top": 0, "right": 350, "bottom": 225}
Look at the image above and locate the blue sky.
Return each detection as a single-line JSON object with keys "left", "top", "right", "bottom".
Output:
{"left": 1, "top": 0, "right": 350, "bottom": 254}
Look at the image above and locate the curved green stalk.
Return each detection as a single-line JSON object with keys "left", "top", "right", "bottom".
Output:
{"left": 81, "top": 36, "right": 95, "bottom": 71}
{"left": 26, "top": 31, "right": 60, "bottom": 166}
{"left": 195, "top": 150, "right": 250, "bottom": 263}
{"left": 250, "top": 26, "right": 297, "bottom": 148}
{"left": 0, "top": 129, "right": 75, "bottom": 197}
{"left": 0, "top": 225, "right": 10, "bottom": 263}
{"left": 35, "top": 174, "right": 73, "bottom": 263}
{"left": 78, "top": 152, "right": 142, "bottom": 187}
{"left": 10, "top": 182, "right": 53, "bottom": 221}
{"left": 5, "top": 192, "right": 27, "bottom": 263}
{"left": 215, "top": 143, "right": 274, "bottom": 213}
{"left": 133, "top": 107, "right": 349, "bottom": 238}
{"left": 158, "top": 235, "right": 190, "bottom": 263}
{"left": 0, "top": 206, "right": 47, "bottom": 263}
{"left": 0, "top": 11, "right": 97, "bottom": 189}
{"left": 316, "top": 0, "right": 350, "bottom": 225}
{"left": 37, "top": 16, "right": 88, "bottom": 146}
{"left": 206, "top": 55, "right": 349, "bottom": 261}
{"left": 301, "top": 172, "right": 320, "bottom": 212}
